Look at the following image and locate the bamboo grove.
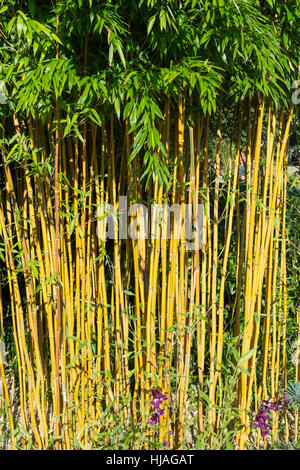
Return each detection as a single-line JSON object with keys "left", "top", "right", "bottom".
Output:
{"left": 0, "top": 0, "right": 299, "bottom": 450}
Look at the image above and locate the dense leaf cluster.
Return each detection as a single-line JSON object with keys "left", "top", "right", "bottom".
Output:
{"left": 0, "top": 0, "right": 299, "bottom": 180}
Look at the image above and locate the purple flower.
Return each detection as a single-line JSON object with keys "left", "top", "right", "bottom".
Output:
{"left": 148, "top": 389, "right": 168, "bottom": 427}
{"left": 156, "top": 407, "right": 164, "bottom": 416}
{"left": 254, "top": 405, "right": 272, "bottom": 436}
{"left": 261, "top": 423, "right": 270, "bottom": 438}
{"left": 151, "top": 389, "right": 167, "bottom": 410}
{"left": 253, "top": 391, "right": 289, "bottom": 438}
{"left": 163, "top": 440, "right": 170, "bottom": 448}
{"left": 149, "top": 413, "right": 159, "bottom": 426}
